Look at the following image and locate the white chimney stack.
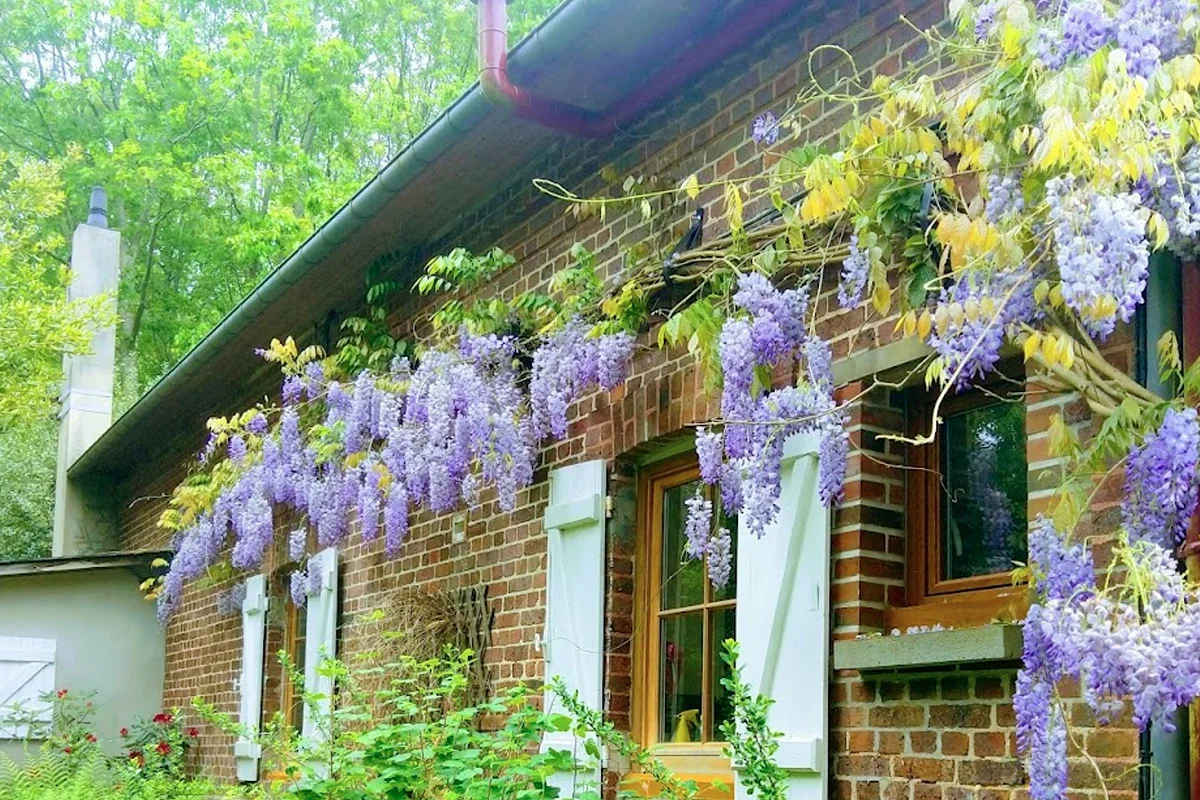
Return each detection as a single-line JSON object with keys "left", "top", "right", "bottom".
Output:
{"left": 52, "top": 187, "right": 120, "bottom": 557}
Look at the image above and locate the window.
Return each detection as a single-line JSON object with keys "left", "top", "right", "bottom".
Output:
{"left": 893, "top": 377, "right": 1030, "bottom": 629}
{"left": 635, "top": 456, "right": 737, "bottom": 770}
{"left": 262, "top": 570, "right": 307, "bottom": 733}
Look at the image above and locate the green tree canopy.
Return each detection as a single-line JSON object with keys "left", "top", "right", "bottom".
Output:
{"left": 0, "top": 0, "right": 559, "bottom": 397}
{"left": 0, "top": 153, "right": 112, "bottom": 428}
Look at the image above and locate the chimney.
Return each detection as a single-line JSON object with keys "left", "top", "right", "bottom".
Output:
{"left": 52, "top": 187, "right": 120, "bottom": 557}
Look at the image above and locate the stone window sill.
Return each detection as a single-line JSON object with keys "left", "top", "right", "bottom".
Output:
{"left": 831, "top": 624, "right": 1023, "bottom": 672}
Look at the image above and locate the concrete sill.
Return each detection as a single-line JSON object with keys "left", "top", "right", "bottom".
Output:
{"left": 832, "top": 624, "right": 1023, "bottom": 672}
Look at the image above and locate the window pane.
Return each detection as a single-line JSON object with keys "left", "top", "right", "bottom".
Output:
{"left": 288, "top": 606, "right": 308, "bottom": 731}
{"left": 940, "top": 400, "right": 1028, "bottom": 581}
{"left": 709, "top": 607, "right": 736, "bottom": 741}
{"left": 658, "top": 612, "right": 704, "bottom": 743}
{"left": 712, "top": 512, "right": 738, "bottom": 602}
{"left": 661, "top": 481, "right": 705, "bottom": 610}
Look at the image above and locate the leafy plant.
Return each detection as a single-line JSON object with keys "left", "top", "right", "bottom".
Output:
{"left": 1, "top": 688, "right": 101, "bottom": 761}
{"left": 118, "top": 710, "right": 198, "bottom": 776}
{"left": 717, "top": 641, "right": 787, "bottom": 800}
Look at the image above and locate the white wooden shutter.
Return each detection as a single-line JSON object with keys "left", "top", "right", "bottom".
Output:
{"left": 235, "top": 575, "right": 268, "bottom": 782}
{"left": 302, "top": 547, "right": 339, "bottom": 746}
{"left": 735, "top": 433, "right": 830, "bottom": 800}
{"left": 0, "top": 637, "right": 56, "bottom": 739}
{"left": 541, "top": 459, "right": 607, "bottom": 794}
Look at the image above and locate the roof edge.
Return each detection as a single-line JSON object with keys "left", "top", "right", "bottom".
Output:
{"left": 0, "top": 550, "right": 172, "bottom": 578}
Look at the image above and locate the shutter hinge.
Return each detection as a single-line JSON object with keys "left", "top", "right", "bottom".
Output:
{"left": 604, "top": 494, "right": 614, "bottom": 519}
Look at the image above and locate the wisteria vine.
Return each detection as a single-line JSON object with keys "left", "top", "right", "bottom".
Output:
{"left": 157, "top": 325, "right": 637, "bottom": 621}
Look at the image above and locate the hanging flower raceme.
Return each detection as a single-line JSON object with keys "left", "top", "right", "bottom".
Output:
{"left": 1138, "top": 147, "right": 1200, "bottom": 259}
{"left": 157, "top": 324, "right": 636, "bottom": 622}
{"left": 926, "top": 267, "right": 1038, "bottom": 390}
{"left": 1045, "top": 175, "right": 1149, "bottom": 339}
{"left": 1122, "top": 407, "right": 1200, "bottom": 549}
{"left": 530, "top": 319, "right": 636, "bottom": 439}
{"left": 1016, "top": 514, "right": 1200, "bottom": 800}
{"left": 684, "top": 274, "right": 848, "bottom": 588}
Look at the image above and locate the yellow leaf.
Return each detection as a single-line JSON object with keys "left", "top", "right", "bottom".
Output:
{"left": 1149, "top": 211, "right": 1170, "bottom": 248}
{"left": 872, "top": 282, "right": 892, "bottom": 316}
{"left": 917, "top": 310, "right": 933, "bottom": 339}
{"left": 1034, "top": 280, "right": 1050, "bottom": 304}
{"left": 1041, "top": 333, "right": 1059, "bottom": 366}
{"left": 1060, "top": 337, "right": 1075, "bottom": 369}
{"left": 1024, "top": 332, "right": 1042, "bottom": 362}
{"left": 934, "top": 304, "right": 951, "bottom": 334}
{"left": 1049, "top": 283, "right": 1065, "bottom": 308}
{"left": 681, "top": 174, "right": 700, "bottom": 200}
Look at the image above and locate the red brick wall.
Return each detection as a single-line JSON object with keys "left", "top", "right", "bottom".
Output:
{"left": 112, "top": 0, "right": 1144, "bottom": 794}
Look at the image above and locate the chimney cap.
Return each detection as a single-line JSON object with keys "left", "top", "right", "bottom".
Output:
{"left": 86, "top": 187, "right": 108, "bottom": 228}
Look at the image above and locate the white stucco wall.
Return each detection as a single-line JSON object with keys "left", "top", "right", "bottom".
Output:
{"left": 0, "top": 567, "right": 165, "bottom": 760}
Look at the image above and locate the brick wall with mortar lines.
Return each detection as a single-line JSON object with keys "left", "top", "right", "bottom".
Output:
{"left": 827, "top": 326, "right": 1142, "bottom": 800}
{"left": 110, "top": 0, "right": 1143, "bottom": 794}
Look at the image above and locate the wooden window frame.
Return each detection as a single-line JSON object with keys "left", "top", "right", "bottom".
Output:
{"left": 632, "top": 454, "right": 736, "bottom": 778}
{"left": 280, "top": 601, "right": 307, "bottom": 732}
{"left": 888, "top": 373, "right": 1030, "bottom": 630}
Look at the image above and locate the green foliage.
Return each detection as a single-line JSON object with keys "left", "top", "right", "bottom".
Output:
{"left": 0, "top": 712, "right": 240, "bottom": 800}
{"left": 416, "top": 243, "right": 627, "bottom": 344}
{"left": 117, "top": 710, "right": 196, "bottom": 777}
{"left": 550, "top": 677, "right": 700, "bottom": 800}
{"left": 0, "top": 749, "right": 243, "bottom": 800}
{"left": 0, "top": 154, "right": 114, "bottom": 430}
{"left": 0, "top": 0, "right": 560, "bottom": 397}
{"left": 0, "top": 420, "right": 55, "bottom": 561}
{"left": 197, "top": 647, "right": 607, "bottom": 800}
{"left": 1, "top": 688, "right": 101, "bottom": 762}
{"left": 335, "top": 280, "right": 408, "bottom": 374}
{"left": 717, "top": 641, "right": 787, "bottom": 800}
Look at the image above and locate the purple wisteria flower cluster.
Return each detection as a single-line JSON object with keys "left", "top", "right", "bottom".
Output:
{"left": 1139, "top": 147, "right": 1200, "bottom": 259}
{"left": 684, "top": 274, "right": 848, "bottom": 587}
{"left": 1017, "top": 435, "right": 1200, "bottom": 800}
{"left": 751, "top": 112, "right": 780, "bottom": 146}
{"left": 1011, "top": 0, "right": 1194, "bottom": 77}
{"left": 530, "top": 319, "right": 636, "bottom": 439}
{"left": 926, "top": 268, "right": 1037, "bottom": 389}
{"left": 984, "top": 171, "right": 1025, "bottom": 223}
{"left": 158, "top": 325, "right": 636, "bottom": 621}
{"left": 1046, "top": 175, "right": 1149, "bottom": 339}
{"left": 837, "top": 234, "right": 869, "bottom": 309}
{"left": 1122, "top": 407, "right": 1200, "bottom": 549}
{"left": 1035, "top": 0, "right": 1113, "bottom": 69}
{"left": 1115, "top": 0, "right": 1193, "bottom": 77}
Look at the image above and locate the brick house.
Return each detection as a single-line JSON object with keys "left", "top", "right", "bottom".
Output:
{"left": 54, "top": 0, "right": 1191, "bottom": 797}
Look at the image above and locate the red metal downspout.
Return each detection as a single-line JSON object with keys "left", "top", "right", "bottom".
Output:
{"left": 477, "top": 0, "right": 804, "bottom": 137}
{"left": 1182, "top": 260, "right": 1200, "bottom": 799}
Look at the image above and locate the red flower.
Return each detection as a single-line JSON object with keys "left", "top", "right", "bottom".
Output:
{"left": 155, "top": 741, "right": 171, "bottom": 756}
{"left": 152, "top": 712, "right": 173, "bottom": 724}
{"left": 62, "top": 746, "right": 72, "bottom": 754}
{"left": 119, "top": 728, "right": 128, "bottom": 737}
{"left": 85, "top": 734, "right": 96, "bottom": 743}
{"left": 187, "top": 727, "right": 199, "bottom": 738}
{"left": 56, "top": 689, "right": 67, "bottom": 699}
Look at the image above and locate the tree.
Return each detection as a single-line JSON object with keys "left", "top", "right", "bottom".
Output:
{"left": 0, "top": 153, "right": 112, "bottom": 429}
